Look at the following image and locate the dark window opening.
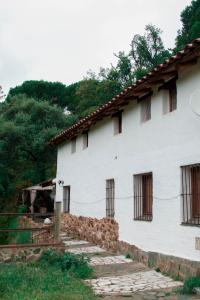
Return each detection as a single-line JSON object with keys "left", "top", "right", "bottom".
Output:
{"left": 83, "top": 132, "right": 89, "bottom": 149}
{"left": 169, "top": 84, "right": 177, "bottom": 112}
{"left": 106, "top": 179, "right": 115, "bottom": 218}
{"left": 71, "top": 138, "right": 76, "bottom": 153}
{"left": 141, "top": 97, "right": 151, "bottom": 122}
{"left": 113, "top": 111, "right": 122, "bottom": 134}
{"left": 63, "top": 186, "right": 70, "bottom": 213}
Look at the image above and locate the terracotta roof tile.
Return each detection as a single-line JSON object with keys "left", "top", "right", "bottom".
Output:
{"left": 50, "top": 38, "right": 200, "bottom": 145}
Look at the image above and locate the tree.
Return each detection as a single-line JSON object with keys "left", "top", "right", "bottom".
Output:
{"left": 99, "top": 52, "right": 133, "bottom": 89}
{"left": 98, "top": 24, "right": 170, "bottom": 87}
{"left": 7, "top": 80, "right": 70, "bottom": 108}
{"left": 130, "top": 24, "right": 171, "bottom": 80}
{"left": 74, "top": 79, "right": 121, "bottom": 117}
{"left": 0, "top": 86, "right": 5, "bottom": 101}
{"left": 0, "top": 95, "right": 70, "bottom": 210}
{"left": 176, "top": 0, "right": 200, "bottom": 50}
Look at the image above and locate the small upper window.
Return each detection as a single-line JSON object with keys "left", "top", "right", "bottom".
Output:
{"left": 71, "top": 138, "right": 76, "bottom": 154}
{"left": 113, "top": 111, "right": 122, "bottom": 135}
{"left": 160, "top": 79, "right": 177, "bottom": 114}
{"left": 83, "top": 132, "right": 88, "bottom": 149}
{"left": 141, "top": 96, "right": 151, "bottom": 123}
{"left": 168, "top": 84, "right": 177, "bottom": 112}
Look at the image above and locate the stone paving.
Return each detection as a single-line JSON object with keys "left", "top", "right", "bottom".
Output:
{"left": 90, "top": 255, "right": 133, "bottom": 266}
{"left": 61, "top": 234, "right": 186, "bottom": 299}
{"left": 86, "top": 271, "right": 182, "bottom": 295}
{"left": 63, "top": 239, "right": 89, "bottom": 246}
{"left": 67, "top": 245, "right": 106, "bottom": 254}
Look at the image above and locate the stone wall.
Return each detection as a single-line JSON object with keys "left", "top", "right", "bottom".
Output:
{"left": 117, "top": 241, "right": 200, "bottom": 281}
{"left": 61, "top": 214, "right": 200, "bottom": 281}
{"left": 0, "top": 246, "right": 63, "bottom": 263}
{"left": 61, "top": 214, "right": 119, "bottom": 250}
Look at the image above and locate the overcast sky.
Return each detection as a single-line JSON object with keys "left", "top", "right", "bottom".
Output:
{"left": 0, "top": 0, "right": 191, "bottom": 93}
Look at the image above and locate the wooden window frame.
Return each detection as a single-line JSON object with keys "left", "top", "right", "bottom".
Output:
{"left": 140, "top": 96, "right": 151, "bottom": 123}
{"left": 113, "top": 111, "right": 122, "bottom": 135}
{"left": 134, "top": 172, "right": 153, "bottom": 221}
{"left": 106, "top": 179, "right": 115, "bottom": 218}
{"left": 159, "top": 78, "right": 177, "bottom": 113}
{"left": 168, "top": 83, "right": 177, "bottom": 112}
{"left": 181, "top": 164, "right": 200, "bottom": 226}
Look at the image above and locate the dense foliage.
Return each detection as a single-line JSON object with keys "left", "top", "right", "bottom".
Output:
{"left": 0, "top": 95, "right": 69, "bottom": 210}
{"left": 39, "top": 249, "right": 93, "bottom": 279}
{"left": 97, "top": 24, "right": 171, "bottom": 87}
{"left": 176, "top": 0, "right": 200, "bottom": 50}
{"left": 179, "top": 276, "right": 200, "bottom": 294}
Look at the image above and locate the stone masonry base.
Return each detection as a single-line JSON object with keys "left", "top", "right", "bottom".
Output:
{"left": 62, "top": 213, "right": 200, "bottom": 281}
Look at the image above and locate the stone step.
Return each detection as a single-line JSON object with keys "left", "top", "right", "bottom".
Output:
{"left": 63, "top": 240, "right": 90, "bottom": 246}
{"left": 93, "top": 262, "right": 148, "bottom": 278}
{"left": 90, "top": 255, "right": 133, "bottom": 266}
{"left": 86, "top": 270, "right": 183, "bottom": 295}
{"left": 66, "top": 246, "right": 106, "bottom": 255}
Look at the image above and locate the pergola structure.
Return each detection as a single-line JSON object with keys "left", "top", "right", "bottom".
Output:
{"left": 22, "top": 179, "right": 56, "bottom": 214}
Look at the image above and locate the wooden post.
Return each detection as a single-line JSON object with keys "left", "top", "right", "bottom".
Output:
{"left": 55, "top": 201, "right": 61, "bottom": 243}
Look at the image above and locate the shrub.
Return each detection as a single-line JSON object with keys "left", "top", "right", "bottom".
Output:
{"left": 38, "top": 249, "right": 93, "bottom": 279}
{"left": 180, "top": 276, "right": 200, "bottom": 294}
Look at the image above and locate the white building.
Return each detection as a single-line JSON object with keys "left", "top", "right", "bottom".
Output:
{"left": 51, "top": 39, "right": 200, "bottom": 262}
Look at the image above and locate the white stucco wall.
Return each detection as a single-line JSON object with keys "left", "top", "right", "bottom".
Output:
{"left": 56, "top": 60, "right": 200, "bottom": 261}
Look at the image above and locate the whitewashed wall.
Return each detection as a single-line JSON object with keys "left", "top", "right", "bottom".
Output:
{"left": 56, "top": 60, "right": 200, "bottom": 261}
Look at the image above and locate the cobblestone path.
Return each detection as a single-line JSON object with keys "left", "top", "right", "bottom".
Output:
{"left": 61, "top": 234, "right": 198, "bottom": 300}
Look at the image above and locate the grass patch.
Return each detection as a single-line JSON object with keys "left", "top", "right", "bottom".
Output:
{"left": 39, "top": 249, "right": 93, "bottom": 279}
{"left": 125, "top": 253, "right": 132, "bottom": 259}
{"left": 0, "top": 250, "right": 96, "bottom": 300}
{"left": 178, "top": 276, "right": 200, "bottom": 294}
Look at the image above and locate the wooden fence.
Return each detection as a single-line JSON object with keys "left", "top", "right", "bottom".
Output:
{"left": 0, "top": 202, "right": 61, "bottom": 248}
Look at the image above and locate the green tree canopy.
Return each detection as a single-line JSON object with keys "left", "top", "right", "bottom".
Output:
{"left": 0, "top": 95, "right": 70, "bottom": 210}
{"left": 7, "top": 80, "right": 70, "bottom": 108}
{"left": 176, "top": 0, "right": 200, "bottom": 50}
{"left": 97, "top": 24, "right": 171, "bottom": 88}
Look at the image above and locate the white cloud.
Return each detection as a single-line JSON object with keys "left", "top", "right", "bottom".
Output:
{"left": 0, "top": 0, "right": 191, "bottom": 93}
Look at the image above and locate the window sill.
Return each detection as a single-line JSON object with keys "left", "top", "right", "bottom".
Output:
{"left": 134, "top": 216, "right": 152, "bottom": 222}
{"left": 181, "top": 221, "right": 200, "bottom": 227}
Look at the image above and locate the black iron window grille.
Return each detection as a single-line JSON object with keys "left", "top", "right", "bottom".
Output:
{"left": 181, "top": 164, "right": 200, "bottom": 226}
{"left": 134, "top": 172, "right": 153, "bottom": 221}
{"left": 106, "top": 179, "right": 115, "bottom": 218}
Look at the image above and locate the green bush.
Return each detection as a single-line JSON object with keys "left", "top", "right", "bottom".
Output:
{"left": 38, "top": 249, "right": 93, "bottom": 279}
{"left": 180, "top": 276, "right": 200, "bottom": 294}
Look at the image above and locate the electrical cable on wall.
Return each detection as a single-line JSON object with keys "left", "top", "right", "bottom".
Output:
{"left": 72, "top": 193, "right": 181, "bottom": 204}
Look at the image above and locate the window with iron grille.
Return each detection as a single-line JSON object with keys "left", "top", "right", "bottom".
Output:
{"left": 106, "top": 179, "right": 115, "bottom": 218}
{"left": 141, "top": 96, "right": 151, "bottom": 122}
{"left": 181, "top": 164, "right": 200, "bottom": 226}
{"left": 134, "top": 173, "right": 153, "bottom": 221}
{"left": 63, "top": 186, "right": 70, "bottom": 213}
{"left": 113, "top": 111, "right": 122, "bottom": 135}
